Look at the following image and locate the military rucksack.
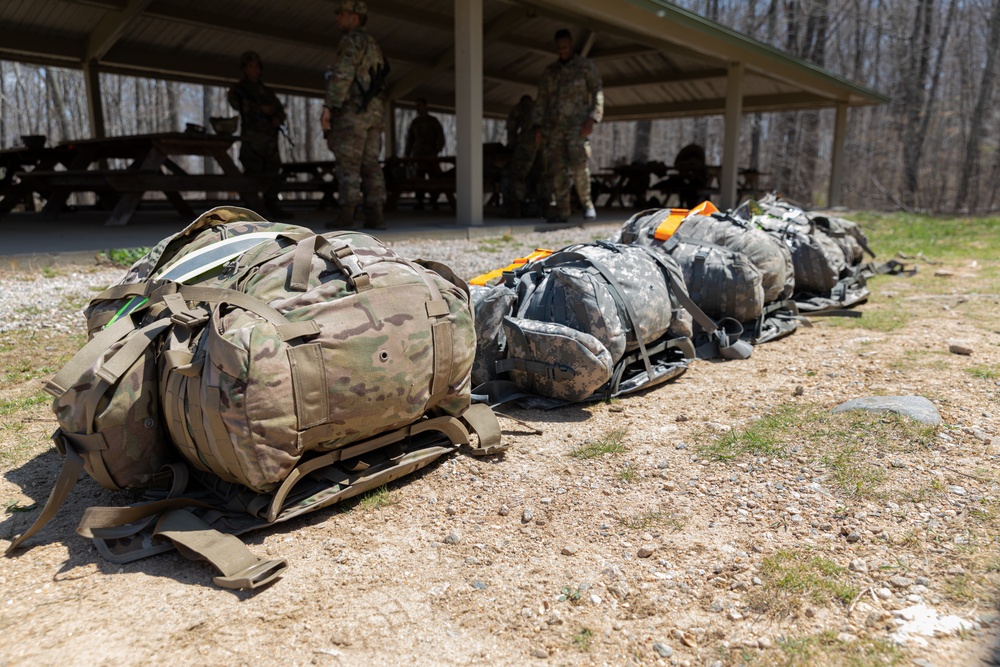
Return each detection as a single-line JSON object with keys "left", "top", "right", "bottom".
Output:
{"left": 7, "top": 207, "right": 502, "bottom": 589}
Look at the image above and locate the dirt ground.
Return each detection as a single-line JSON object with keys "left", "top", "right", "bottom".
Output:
{"left": 1, "top": 222, "right": 999, "bottom": 667}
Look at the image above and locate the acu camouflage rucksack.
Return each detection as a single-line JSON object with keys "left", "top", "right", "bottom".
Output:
{"left": 7, "top": 207, "right": 502, "bottom": 589}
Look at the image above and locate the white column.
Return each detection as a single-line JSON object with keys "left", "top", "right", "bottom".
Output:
{"left": 828, "top": 101, "right": 848, "bottom": 207}
{"left": 83, "top": 59, "right": 106, "bottom": 139}
{"left": 719, "top": 61, "right": 744, "bottom": 210}
{"left": 455, "top": 0, "right": 483, "bottom": 226}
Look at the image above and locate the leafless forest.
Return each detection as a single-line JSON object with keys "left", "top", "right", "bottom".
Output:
{"left": 1, "top": 0, "right": 999, "bottom": 212}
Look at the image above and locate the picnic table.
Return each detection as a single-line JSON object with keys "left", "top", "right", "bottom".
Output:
{"left": 0, "top": 144, "right": 77, "bottom": 215}
{"left": 12, "top": 132, "right": 266, "bottom": 226}
{"left": 594, "top": 162, "right": 766, "bottom": 209}
{"left": 277, "top": 160, "right": 338, "bottom": 209}
{"left": 384, "top": 156, "right": 457, "bottom": 211}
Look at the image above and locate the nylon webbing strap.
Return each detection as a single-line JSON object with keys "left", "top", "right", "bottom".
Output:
{"left": 44, "top": 316, "right": 136, "bottom": 398}
{"left": 94, "top": 319, "right": 172, "bottom": 386}
{"left": 290, "top": 234, "right": 318, "bottom": 291}
{"left": 643, "top": 249, "right": 720, "bottom": 335}
{"left": 4, "top": 445, "right": 85, "bottom": 555}
{"left": 458, "top": 403, "right": 504, "bottom": 455}
{"left": 496, "top": 358, "right": 575, "bottom": 380}
{"left": 153, "top": 509, "right": 287, "bottom": 590}
{"left": 76, "top": 497, "right": 215, "bottom": 538}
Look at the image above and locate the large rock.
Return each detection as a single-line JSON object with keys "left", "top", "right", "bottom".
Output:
{"left": 831, "top": 396, "right": 941, "bottom": 425}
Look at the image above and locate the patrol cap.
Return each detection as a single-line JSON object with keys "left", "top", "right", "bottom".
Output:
{"left": 240, "top": 50, "right": 262, "bottom": 68}
{"left": 335, "top": 0, "right": 367, "bottom": 14}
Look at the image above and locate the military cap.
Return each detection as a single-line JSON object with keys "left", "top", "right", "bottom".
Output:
{"left": 335, "top": 0, "right": 367, "bottom": 14}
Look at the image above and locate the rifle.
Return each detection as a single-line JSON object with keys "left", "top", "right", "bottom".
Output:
{"left": 278, "top": 122, "right": 294, "bottom": 148}
{"left": 358, "top": 59, "right": 390, "bottom": 113}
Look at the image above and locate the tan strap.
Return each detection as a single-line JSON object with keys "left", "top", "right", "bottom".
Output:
{"left": 459, "top": 404, "right": 506, "bottom": 456}
{"left": 76, "top": 497, "right": 215, "bottom": 538}
{"left": 5, "top": 446, "right": 85, "bottom": 555}
{"left": 59, "top": 430, "right": 118, "bottom": 490}
{"left": 44, "top": 316, "right": 135, "bottom": 398}
{"left": 290, "top": 234, "right": 318, "bottom": 291}
{"left": 153, "top": 510, "right": 287, "bottom": 590}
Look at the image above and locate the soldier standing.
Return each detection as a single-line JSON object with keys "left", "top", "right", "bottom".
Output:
{"left": 228, "top": 51, "right": 292, "bottom": 218}
{"left": 532, "top": 29, "right": 603, "bottom": 223}
{"left": 404, "top": 98, "right": 446, "bottom": 209}
{"left": 321, "top": 0, "right": 388, "bottom": 229}
{"left": 506, "top": 95, "right": 543, "bottom": 218}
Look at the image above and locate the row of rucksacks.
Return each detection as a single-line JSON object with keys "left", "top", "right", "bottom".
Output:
{"left": 469, "top": 195, "right": 904, "bottom": 408}
{"left": 8, "top": 207, "right": 503, "bottom": 589}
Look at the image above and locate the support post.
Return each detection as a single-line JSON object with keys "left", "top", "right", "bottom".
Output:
{"left": 455, "top": 0, "right": 483, "bottom": 226}
{"left": 83, "top": 59, "right": 106, "bottom": 139}
{"left": 719, "top": 60, "right": 744, "bottom": 210}
{"left": 828, "top": 101, "right": 848, "bottom": 207}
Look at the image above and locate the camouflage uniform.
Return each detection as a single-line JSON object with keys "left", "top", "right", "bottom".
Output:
{"left": 325, "top": 24, "right": 387, "bottom": 211}
{"left": 405, "top": 114, "right": 445, "bottom": 159}
{"left": 532, "top": 54, "right": 603, "bottom": 219}
{"left": 506, "top": 97, "right": 542, "bottom": 211}
{"left": 227, "top": 78, "right": 286, "bottom": 181}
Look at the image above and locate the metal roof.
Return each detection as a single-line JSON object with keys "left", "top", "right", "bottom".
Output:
{"left": 1, "top": 0, "right": 885, "bottom": 120}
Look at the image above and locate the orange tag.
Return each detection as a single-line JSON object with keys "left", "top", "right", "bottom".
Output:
{"left": 652, "top": 201, "right": 718, "bottom": 241}
{"left": 469, "top": 248, "right": 554, "bottom": 286}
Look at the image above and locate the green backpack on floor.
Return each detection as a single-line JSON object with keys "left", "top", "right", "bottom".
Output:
{"left": 7, "top": 207, "right": 503, "bottom": 589}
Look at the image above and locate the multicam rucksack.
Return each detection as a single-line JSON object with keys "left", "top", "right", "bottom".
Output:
{"left": 7, "top": 207, "right": 502, "bottom": 589}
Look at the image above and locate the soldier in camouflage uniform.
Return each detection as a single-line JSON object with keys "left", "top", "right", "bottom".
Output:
{"left": 532, "top": 29, "right": 604, "bottom": 223}
{"left": 405, "top": 98, "right": 446, "bottom": 209}
{"left": 506, "top": 95, "right": 543, "bottom": 218}
{"left": 228, "top": 51, "right": 292, "bottom": 218}
{"left": 321, "top": 0, "right": 388, "bottom": 230}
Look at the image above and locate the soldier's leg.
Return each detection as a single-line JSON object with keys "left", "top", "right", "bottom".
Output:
{"left": 360, "top": 114, "right": 387, "bottom": 229}
{"left": 548, "top": 131, "right": 571, "bottom": 220}
{"left": 568, "top": 135, "right": 594, "bottom": 214}
{"left": 326, "top": 114, "right": 366, "bottom": 227}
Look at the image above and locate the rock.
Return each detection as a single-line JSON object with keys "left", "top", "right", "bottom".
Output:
{"left": 676, "top": 414, "right": 689, "bottom": 422}
{"left": 637, "top": 544, "right": 657, "bottom": 558}
{"left": 522, "top": 508, "right": 533, "bottom": 523}
{"left": 444, "top": 532, "right": 461, "bottom": 545}
{"left": 846, "top": 532, "right": 861, "bottom": 543}
{"left": 793, "top": 385, "right": 804, "bottom": 397}
{"left": 710, "top": 600, "right": 725, "bottom": 612}
{"left": 933, "top": 269, "right": 954, "bottom": 277}
{"left": 805, "top": 607, "right": 815, "bottom": 618}
{"left": 914, "top": 576, "right": 930, "bottom": 586}
{"left": 675, "top": 442, "right": 688, "bottom": 450}
{"left": 727, "top": 610, "right": 744, "bottom": 621}
{"left": 471, "top": 580, "right": 487, "bottom": 590}
{"left": 561, "top": 545, "right": 578, "bottom": 556}
{"left": 663, "top": 481, "right": 676, "bottom": 492}
{"left": 589, "top": 594, "right": 602, "bottom": 605}
{"left": 670, "top": 629, "right": 698, "bottom": 648}
{"left": 653, "top": 643, "right": 673, "bottom": 658}
{"left": 836, "top": 632, "right": 858, "bottom": 643}
{"left": 831, "top": 396, "right": 941, "bottom": 426}
{"left": 889, "top": 575, "right": 913, "bottom": 589}
{"left": 877, "top": 587, "right": 893, "bottom": 600}
{"left": 446, "top": 505, "right": 458, "bottom": 516}
{"left": 948, "top": 341, "right": 973, "bottom": 356}
{"left": 530, "top": 648, "right": 549, "bottom": 659}
{"left": 608, "top": 582, "right": 631, "bottom": 600}
{"left": 912, "top": 660, "right": 933, "bottom": 667}
{"left": 849, "top": 559, "right": 868, "bottom": 572}
{"left": 757, "top": 636, "right": 772, "bottom": 649}
{"left": 498, "top": 504, "right": 509, "bottom": 516}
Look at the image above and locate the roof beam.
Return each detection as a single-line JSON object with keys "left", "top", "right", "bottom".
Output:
{"left": 142, "top": 1, "right": 432, "bottom": 69}
{"left": 605, "top": 92, "right": 835, "bottom": 120}
{"left": 388, "top": 5, "right": 529, "bottom": 102}
{"left": 364, "top": 0, "right": 453, "bottom": 32}
{"left": 0, "top": 24, "right": 84, "bottom": 62}
{"left": 587, "top": 45, "right": 660, "bottom": 61}
{"left": 86, "top": 0, "right": 153, "bottom": 62}
{"left": 603, "top": 67, "right": 728, "bottom": 90}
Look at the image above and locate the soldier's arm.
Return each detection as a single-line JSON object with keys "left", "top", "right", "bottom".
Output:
{"left": 434, "top": 118, "right": 445, "bottom": 154}
{"left": 531, "top": 71, "right": 551, "bottom": 130}
{"left": 227, "top": 85, "right": 242, "bottom": 112}
{"left": 587, "top": 61, "right": 604, "bottom": 123}
{"left": 325, "top": 33, "right": 360, "bottom": 110}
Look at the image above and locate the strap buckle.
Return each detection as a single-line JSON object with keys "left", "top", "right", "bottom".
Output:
{"left": 213, "top": 558, "right": 288, "bottom": 590}
{"left": 170, "top": 308, "right": 209, "bottom": 329}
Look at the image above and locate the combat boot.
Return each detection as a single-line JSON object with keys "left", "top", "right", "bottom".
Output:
{"left": 326, "top": 204, "right": 356, "bottom": 229}
{"left": 363, "top": 204, "right": 386, "bottom": 230}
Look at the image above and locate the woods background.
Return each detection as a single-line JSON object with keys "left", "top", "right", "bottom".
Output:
{"left": 1, "top": 0, "right": 999, "bottom": 213}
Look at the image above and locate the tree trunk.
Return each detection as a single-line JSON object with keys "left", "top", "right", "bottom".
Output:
{"left": 955, "top": 0, "right": 1000, "bottom": 211}
{"left": 633, "top": 120, "right": 652, "bottom": 163}
{"left": 46, "top": 68, "right": 72, "bottom": 142}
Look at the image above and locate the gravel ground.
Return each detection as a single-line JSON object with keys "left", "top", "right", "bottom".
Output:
{"left": 2, "top": 223, "right": 1000, "bottom": 667}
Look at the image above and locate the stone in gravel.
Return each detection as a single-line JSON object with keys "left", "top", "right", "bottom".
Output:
{"left": 589, "top": 594, "right": 602, "bottom": 605}
{"left": 757, "top": 637, "right": 772, "bottom": 649}
{"left": 889, "top": 575, "right": 913, "bottom": 588}
{"left": 836, "top": 632, "right": 858, "bottom": 643}
{"left": 849, "top": 559, "right": 868, "bottom": 572}
{"left": 521, "top": 508, "right": 533, "bottom": 523}
{"left": 521, "top": 607, "right": 534, "bottom": 619}
{"left": 912, "top": 660, "right": 933, "bottom": 667}
{"left": 914, "top": 576, "right": 930, "bottom": 586}
{"left": 846, "top": 532, "right": 861, "bottom": 543}
{"left": 877, "top": 588, "right": 893, "bottom": 600}
{"left": 498, "top": 505, "right": 509, "bottom": 516}
{"left": 653, "top": 643, "right": 673, "bottom": 658}
{"left": 446, "top": 505, "right": 458, "bottom": 516}
{"left": 793, "top": 385, "right": 804, "bottom": 396}
{"left": 948, "top": 341, "right": 974, "bottom": 356}
{"left": 530, "top": 648, "right": 549, "bottom": 659}
{"left": 637, "top": 544, "right": 656, "bottom": 558}
{"left": 663, "top": 481, "right": 676, "bottom": 491}
{"left": 676, "top": 442, "right": 688, "bottom": 450}
{"left": 933, "top": 269, "right": 954, "bottom": 277}
{"left": 540, "top": 497, "right": 552, "bottom": 505}
{"left": 445, "top": 532, "right": 461, "bottom": 545}
{"left": 805, "top": 608, "right": 816, "bottom": 618}
{"left": 727, "top": 610, "right": 744, "bottom": 621}
{"left": 831, "top": 395, "right": 941, "bottom": 426}
{"left": 676, "top": 414, "right": 689, "bottom": 422}
{"left": 561, "top": 546, "right": 578, "bottom": 556}
{"left": 471, "top": 580, "right": 487, "bottom": 590}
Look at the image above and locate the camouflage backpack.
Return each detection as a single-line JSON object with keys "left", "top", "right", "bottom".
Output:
{"left": 471, "top": 241, "right": 750, "bottom": 407}
{"left": 7, "top": 208, "right": 502, "bottom": 589}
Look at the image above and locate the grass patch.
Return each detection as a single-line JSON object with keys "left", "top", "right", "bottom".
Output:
{"left": 822, "top": 445, "right": 886, "bottom": 498}
{"left": 850, "top": 211, "right": 1000, "bottom": 261}
{"left": 618, "top": 509, "right": 687, "bottom": 532}
{"left": 822, "top": 306, "right": 911, "bottom": 332}
{"left": 699, "top": 404, "right": 805, "bottom": 461}
{"left": 356, "top": 485, "right": 398, "bottom": 511}
{"left": 569, "top": 426, "right": 627, "bottom": 459}
{"left": 968, "top": 364, "right": 1000, "bottom": 381}
{"left": 571, "top": 627, "right": 593, "bottom": 651}
{"left": 476, "top": 233, "right": 516, "bottom": 252}
{"left": 749, "top": 550, "right": 859, "bottom": 617}
{"left": 776, "top": 631, "right": 903, "bottom": 667}
{"left": 40, "top": 266, "right": 60, "bottom": 279}
{"left": 617, "top": 463, "right": 638, "bottom": 483}
{"left": 0, "top": 393, "right": 48, "bottom": 418}
{"left": 99, "top": 247, "right": 150, "bottom": 267}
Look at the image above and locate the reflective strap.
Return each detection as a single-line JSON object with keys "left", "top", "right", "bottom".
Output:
{"left": 4, "top": 445, "right": 85, "bottom": 555}
{"left": 153, "top": 509, "right": 287, "bottom": 590}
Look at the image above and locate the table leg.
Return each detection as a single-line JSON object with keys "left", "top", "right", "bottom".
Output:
{"left": 104, "top": 146, "right": 168, "bottom": 226}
